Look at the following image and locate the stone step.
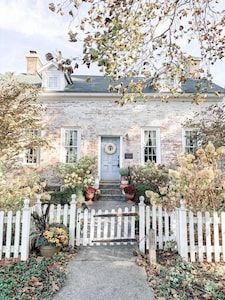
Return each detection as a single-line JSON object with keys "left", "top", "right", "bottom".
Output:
{"left": 99, "top": 195, "right": 125, "bottom": 201}
{"left": 99, "top": 184, "right": 120, "bottom": 189}
{"left": 101, "top": 189, "right": 123, "bottom": 196}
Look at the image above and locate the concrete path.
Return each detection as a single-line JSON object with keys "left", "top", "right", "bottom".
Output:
{"left": 54, "top": 245, "right": 153, "bottom": 300}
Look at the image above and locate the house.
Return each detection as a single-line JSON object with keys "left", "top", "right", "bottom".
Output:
{"left": 19, "top": 51, "right": 225, "bottom": 186}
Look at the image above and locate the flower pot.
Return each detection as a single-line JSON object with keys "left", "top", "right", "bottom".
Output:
{"left": 125, "top": 193, "right": 135, "bottom": 202}
{"left": 120, "top": 180, "right": 129, "bottom": 189}
{"left": 39, "top": 246, "right": 60, "bottom": 258}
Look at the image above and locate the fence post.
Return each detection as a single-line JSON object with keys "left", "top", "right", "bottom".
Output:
{"left": 149, "top": 229, "right": 157, "bottom": 264}
{"left": 35, "top": 194, "right": 42, "bottom": 216}
{"left": 178, "top": 200, "right": 188, "bottom": 260}
{"left": 139, "top": 196, "right": 146, "bottom": 253}
{"left": 21, "top": 199, "right": 31, "bottom": 261}
{"left": 69, "top": 194, "right": 77, "bottom": 247}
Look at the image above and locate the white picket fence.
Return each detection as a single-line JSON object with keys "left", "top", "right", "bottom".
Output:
{"left": 139, "top": 199, "right": 225, "bottom": 263}
{"left": 1, "top": 194, "right": 225, "bottom": 263}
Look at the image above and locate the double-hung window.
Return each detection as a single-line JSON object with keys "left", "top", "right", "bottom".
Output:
{"left": 48, "top": 76, "right": 59, "bottom": 90}
{"left": 183, "top": 129, "right": 198, "bottom": 154}
{"left": 62, "top": 128, "right": 80, "bottom": 163}
{"left": 25, "top": 129, "right": 40, "bottom": 164}
{"left": 142, "top": 128, "right": 161, "bottom": 164}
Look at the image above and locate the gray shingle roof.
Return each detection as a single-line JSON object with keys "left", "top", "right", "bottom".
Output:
{"left": 10, "top": 73, "right": 224, "bottom": 94}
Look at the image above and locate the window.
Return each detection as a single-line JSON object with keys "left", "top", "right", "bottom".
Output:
{"left": 48, "top": 76, "right": 59, "bottom": 89}
{"left": 183, "top": 129, "right": 198, "bottom": 154}
{"left": 62, "top": 129, "right": 79, "bottom": 163}
{"left": 25, "top": 130, "right": 40, "bottom": 164}
{"left": 142, "top": 129, "right": 160, "bottom": 163}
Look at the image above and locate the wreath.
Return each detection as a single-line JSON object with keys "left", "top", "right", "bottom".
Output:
{"left": 104, "top": 143, "right": 117, "bottom": 155}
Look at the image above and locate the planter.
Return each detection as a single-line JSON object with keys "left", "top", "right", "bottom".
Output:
{"left": 39, "top": 246, "right": 60, "bottom": 258}
{"left": 85, "top": 187, "right": 96, "bottom": 201}
{"left": 120, "top": 180, "right": 129, "bottom": 190}
{"left": 125, "top": 193, "right": 135, "bottom": 202}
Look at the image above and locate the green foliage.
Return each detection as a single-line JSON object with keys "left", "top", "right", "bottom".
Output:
{"left": 119, "top": 167, "right": 129, "bottom": 177}
{"left": 50, "top": 188, "right": 76, "bottom": 205}
{"left": 0, "top": 254, "right": 69, "bottom": 300}
{"left": 146, "top": 252, "right": 225, "bottom": 300}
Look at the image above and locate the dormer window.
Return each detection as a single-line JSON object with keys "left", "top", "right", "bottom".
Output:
{"left": 48, "top": 75, "right": 59, "bottom": 89}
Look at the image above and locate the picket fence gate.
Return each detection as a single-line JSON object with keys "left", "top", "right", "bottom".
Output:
{"left": 1, "top": 194, "right": 225, "bottom": 263}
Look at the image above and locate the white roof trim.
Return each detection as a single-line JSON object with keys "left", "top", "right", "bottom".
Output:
{"left": 38, "top": 61, "right": 59, "bottom": 73}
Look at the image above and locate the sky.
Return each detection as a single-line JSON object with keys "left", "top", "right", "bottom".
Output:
{"left": 0, "top": 0, "right": 225, "bottom": 88}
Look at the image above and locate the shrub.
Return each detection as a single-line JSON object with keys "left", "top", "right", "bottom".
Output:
{"left": 119, "top": 167, "right": 129, "bottom": 177}
{"left": 50, "top": 188, "right": 76, "bottom": 205}
{"left": 146, "top": 142, "right": 225, "bottom": 212}
{"left": 124, "top": 184, "right": 136, "bottom": 194}
{"left": 57, "top": 156, "right": 97, "bottom": 191}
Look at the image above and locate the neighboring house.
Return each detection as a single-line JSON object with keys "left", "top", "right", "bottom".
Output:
{"left": 18, "top": 51, "right": 225, "bottom": 186}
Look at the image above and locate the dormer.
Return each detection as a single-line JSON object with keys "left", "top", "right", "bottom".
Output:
{"left": 38, "top": 62, "right": 67, "bottom": 91}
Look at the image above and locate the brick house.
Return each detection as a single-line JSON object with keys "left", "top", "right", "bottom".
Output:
{"left": 19, "top": 51, "right": 225, "bottom": 186}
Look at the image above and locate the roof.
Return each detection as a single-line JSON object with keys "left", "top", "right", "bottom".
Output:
{"left": 9, "top": 73, "right": 225, "bottom": 95}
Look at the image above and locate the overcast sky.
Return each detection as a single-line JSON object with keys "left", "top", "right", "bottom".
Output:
{"left": 0, "top": 0, "right": 225, "bottom": 88}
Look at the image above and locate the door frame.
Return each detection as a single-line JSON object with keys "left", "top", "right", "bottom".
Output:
{"left": 98, "top": 135, "right": 123, "bottom": 181}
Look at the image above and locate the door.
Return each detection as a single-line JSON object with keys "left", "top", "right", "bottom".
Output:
{"left": 101, "top": 137, "right": 120, "bottom": 181}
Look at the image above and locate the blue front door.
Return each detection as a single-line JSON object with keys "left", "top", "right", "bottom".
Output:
{"left": 101, "top": 137, "right": 120, "bottom": 181}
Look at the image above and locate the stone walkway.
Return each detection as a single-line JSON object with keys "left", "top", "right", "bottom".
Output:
{"left": 54, "top": 245, "right": 153, "bottom": 300}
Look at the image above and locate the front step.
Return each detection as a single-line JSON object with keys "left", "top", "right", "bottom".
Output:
{"left": 99, "top": 181, "right": 124, "bottom": 201}
{"left": 100, "top": 195, "right": 125, "bottom": 201}
{"left": 101, "top": 189, "right": 123, "bottom": 196}
{"left": 99, "top": 184, "right": 120, "bottom": 189}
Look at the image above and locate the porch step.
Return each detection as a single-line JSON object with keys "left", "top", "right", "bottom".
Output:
{"left": 99, "top": 195, "right": 125, "bottom": 202}
{"left": 101, "top": 189, "right": 123, "bottom": 196}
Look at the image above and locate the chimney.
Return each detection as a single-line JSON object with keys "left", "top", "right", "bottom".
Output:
{"left": 26, "top": 50, "right": 43, "bottom": 74}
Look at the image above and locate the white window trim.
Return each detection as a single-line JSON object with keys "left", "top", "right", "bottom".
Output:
{"left": 60, "top": 128, "right": 81, "bottom": 163}
{"left": 141, "top": 127, "right": 161, "bottom": 164}
{"left": 182, "top": 128, "right": 198, "bottom": 153}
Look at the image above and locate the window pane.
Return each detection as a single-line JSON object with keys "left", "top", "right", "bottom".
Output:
{"left": 65, "top": 130, "right": 77, "bottom": 147}
{"left": 184, "top": 130, "right": 198, "bottom": 154}
{"left": 26, "top": 148, "right": 38, "bottom": 164}
{"left": 66, "top": 147, "right": 77, "bottom": 163}
{"left": 144, "top": 130, "right": 158, "bottom": 163}
{"left": 48, "top": 76, "right": 58, "bottom": 89}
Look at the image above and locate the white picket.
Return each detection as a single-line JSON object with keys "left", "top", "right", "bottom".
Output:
{"left": 110, "top": 209, "right": 115, "bottom": 245}
{"left": 49, "top": 204, "right": 55, "bottom": 224}
{"left": 56, "top": 204, "right": 61, "bottom": 223}
{"left": 116, "top": 208, "right": 122, "bottom": 244}
{"left": 130, "top": 206, "right": 136, "bottom": 244}
{"left": 13, "top": 211, "right": 21, "bottom": 258}
{"left": 83, "top": 209, "right": 88, "bottom": 246}
{"left": 158, "top": 206, "right": 163, "bottom": 249}
{"left": 89, "top": 209, "right": 95, "bottom": 246}
{"left": 189, "top": 211, "right": 195, "bottom": 262}
{"left": 76, "top": 208, "right": 82, "bottom": 246}
{"left": 123, "top": 207, "right": 129, "bottom": 244}
{"left": 164, "top": 210, "right": 169, "bottom": 244}
{"left": 96, "top": 209, "right": 102, "bottom": 245}
{"left": 69, "top": 195, "right": 76, "bottom": 247}
{"left": 103, "top": 210, "right": 109, "bottom": 245}
{"left": 221, "top": 212, "right": 225, "bottom": 262}
{"left": 5, "top": 211, "right": 13, "bottom": 258}
{"left": 63, "top": 204, "right": 68, "bottom": 226}
{"left": 205, "top": 211, "right": 212, "bottom": 262}
{"left": 213, "top": 212, "right": 220, "bottom": 262}
{"left": 0, "top": 211, "right": 4, "bottom": 259}
{"left": 197, "top": 212, "right": 203, "bottom": 262}
{"left": 146, "top": 206, "right": 150, "bottom": 249}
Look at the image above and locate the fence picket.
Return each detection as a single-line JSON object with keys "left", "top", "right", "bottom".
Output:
{"left": 13, "top": 211, "right": 21, "bottom": 258}
{"left": 123, "top": 207, "right": 129, "bottom": 244}
{"left": 103, "top": 210, "right": 109, "bottom": 245}
{"left": 63, "top": 204, "right": 68, "bottom": 226}
{"left": 146, "top": 206, "right": 150, "bottom": 249}
{"left": 164, "top": 210, "right": 169, "bottom": 244}
{"left": 83, "top": 209, "right": 88, "bottom": 246}
{"left": 56, "top": 204, "right": 61, "bottom": 223}
{"left": 158, "top": 205, "right": 163, "bottom": 249}
{"left": 110, "top": 209, "right": 115, "bottom": 245}
{"left": 96, "top": 209, "right": 102, "bottom": 245}
{"left": 205, "top": 212, "right": 211, "bottom": 262}
{"left": 116, "top": 208, "right": 122, "bottom": 245}
{"left": 0, "top": 211, "right": 4, "bottom": 259}
{"left": 189, "top": 211, "right": 195, "bottom": 262}
{"left": 197, "top": 212, "right": 203, "bottom": 262}
{"left": 49, "top": 204, "right": 55, "bottom": 223}
{"left": 213, "top": 212, "right": 220, "bottom": 262}
{"left": 89, "top": 209, "right": 95, "bottom": 246}
{"left": 5, "top": 211, "right": 13, "bottom": 258}
{"left": 76, "top": 208, "right": 82, "bottom": 246}
{"left": 131, "top": 206, "right": 136, "bottom": 244}
{"left": 69, "top": 195, "right": 76, "bottom": 247}
{"left": 221, "top": 212, "right": 225, "bottom": 262}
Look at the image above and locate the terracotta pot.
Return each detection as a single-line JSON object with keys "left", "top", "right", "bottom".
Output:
{"left": 125, "top": 193, "right": 135, "bottom": 202}
{"left": 120, "top": 180, "right": 129, "bottom": 189}
{"left": 85, "top": 191, "right": 95, "bottom": 201}
{"left": 39, "top": 246, "right": 60, "bottom": 258}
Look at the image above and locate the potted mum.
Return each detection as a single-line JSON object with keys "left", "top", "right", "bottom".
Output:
{"left": 36, "top": 224, "right": 69, "bottom": 258}
{"left": 85, "top": 186, "right": 97, "bottom": 202}
{"left": 124, "top": 184, "right": 136, "bottom": 202}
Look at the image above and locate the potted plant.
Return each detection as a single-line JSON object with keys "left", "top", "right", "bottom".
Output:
{"left": 85, "top": 186, "right": 97, "bottom": 202}
{"left": 124, "top": 184, "right": 136, "bottom": 202}
{"left": 31, "top": 205, "right": 69, "bottom": 258}
{"left": 36, "top": 224, "right": 69, "bottom": 258}
{"left": 119, "top": 167, "right": 129, "bottom": 189}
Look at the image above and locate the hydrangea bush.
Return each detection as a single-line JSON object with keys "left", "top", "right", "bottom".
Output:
{"left": 146, "top": 142, "right": 225, "bottom": 212}
{"left": 57, "top": 156, "right": 97, "bottom": 191}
